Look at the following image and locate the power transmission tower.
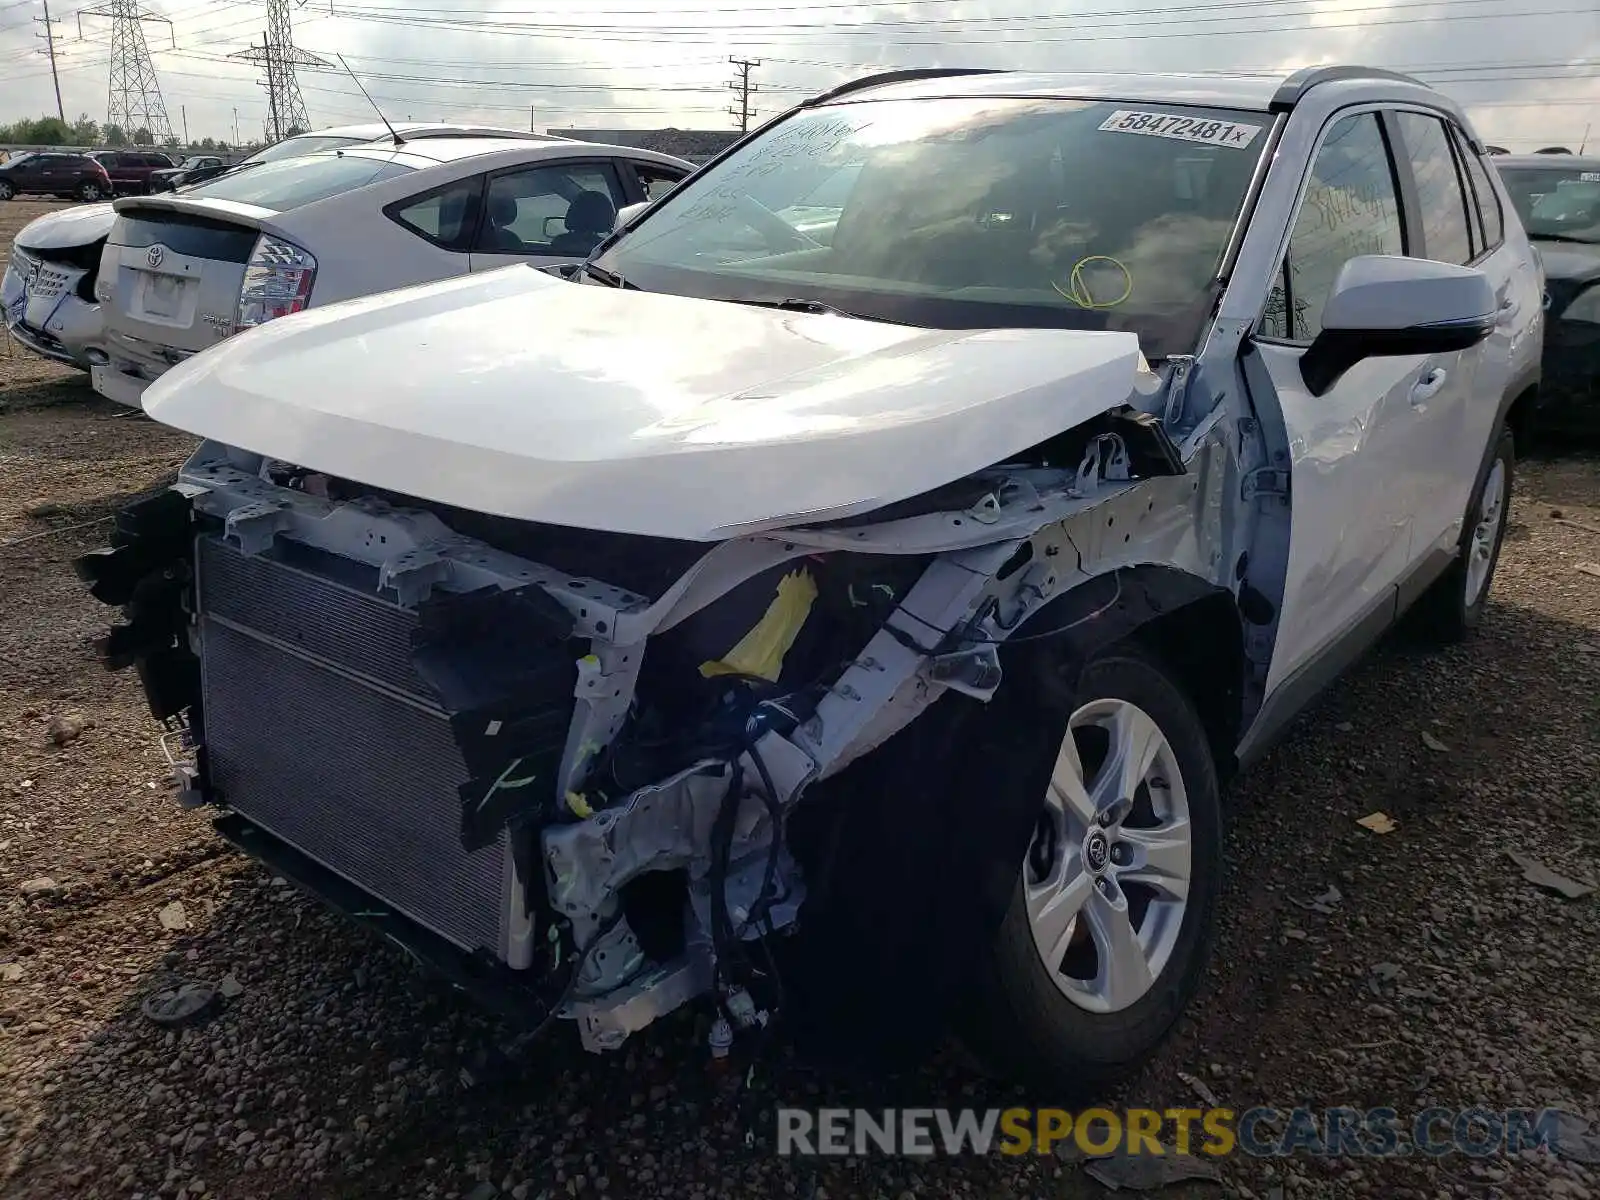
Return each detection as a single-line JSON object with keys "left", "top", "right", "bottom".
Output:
{"left": 229, "top": 1, "right": 329, "bottom": 143}
{"left": 727, "top": 56, "right": 760, "bottom": 133}
{"left": 78, "top": 0, "right": 175, "bottom": 143}
{"left": 35, "top": 0, "right": 65, "bottom": 123}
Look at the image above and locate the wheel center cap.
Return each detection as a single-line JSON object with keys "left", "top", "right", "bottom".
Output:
{"left": 1085, "top": 831, "right": 1110, "bottom": 873}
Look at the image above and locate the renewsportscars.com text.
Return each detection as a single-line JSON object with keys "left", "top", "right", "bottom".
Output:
{"left": 775, "top": 1106, "right": 1577, "bottom": 1159}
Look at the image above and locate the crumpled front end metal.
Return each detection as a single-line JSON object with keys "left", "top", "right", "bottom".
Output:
{"left": 73, "top": 394, "right": 1232, "bottom": 1055}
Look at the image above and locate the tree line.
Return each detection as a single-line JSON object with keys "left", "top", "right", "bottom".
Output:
{"left": 0, "top": 113, "right": 261, "bottom": 152}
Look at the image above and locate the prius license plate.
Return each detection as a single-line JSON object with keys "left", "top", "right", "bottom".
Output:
{"left": 138, "top": 272, "right": 184, "bottom": 320}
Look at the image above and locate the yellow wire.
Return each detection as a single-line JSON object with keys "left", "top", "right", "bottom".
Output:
{"left": 1051, "top": 255, "right": 1134, "bottom": 309}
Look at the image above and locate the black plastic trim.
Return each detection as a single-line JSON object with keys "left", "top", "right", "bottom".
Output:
{"left": 1301, "top": 317, "right": 1495, "bottom": 396}
{"left": 1269, "top": 66, "right": 1428, "bottom": 112}
{"left": 1235, "top": 584, "right": 1395, "bottom": 767}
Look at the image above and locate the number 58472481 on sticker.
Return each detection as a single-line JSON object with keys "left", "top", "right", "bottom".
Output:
{"left": 1098, "top": 109, "right": 1262, "bottom": 149}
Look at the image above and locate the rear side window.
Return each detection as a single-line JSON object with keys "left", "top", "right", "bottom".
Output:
{"left": 634, "top": 163, "right": 687, "bottom": 201}
{"left": 390, "top": 177, "right": 483, "bottom": 250}
{"left": 183, "top": 154, "right": 413, "bottom": 210}
{"left": 1397, "top": 113, "right": 1473, "bottom": 266}
{"left": 1262, "top": 112, "right": 1405, "bottom": 341}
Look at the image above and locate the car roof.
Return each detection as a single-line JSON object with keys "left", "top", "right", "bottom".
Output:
{"left": 1494, "top": 153, "right": 1600, "bottom": 171}
{"left": 301, "top": 121, "right": 558, "bottom": 142}
{"left": 826, "top": 70, "right": 1285, "bottom": 112}
{"left": 336, "top": 137, "right": 692, "bottom": 169}
{"left": 805, "top": 64, "right": 1450, "bottom": 116}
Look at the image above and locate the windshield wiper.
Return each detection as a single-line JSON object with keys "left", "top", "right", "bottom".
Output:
{"left": 579, "top": 261, "right": 637, "bottom": 289}
{"left": 743, "top": 297, "right": 867, "bottom": 318}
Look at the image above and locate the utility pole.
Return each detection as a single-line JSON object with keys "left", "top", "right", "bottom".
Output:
{"left": 233, "top": 106, "right": 240, "bottom": 145}
{"left": 36, "top": 0, "right": 66, "bottom": 123}
{"left": 180, "top": 104, "right": 188, "bottom": 144}
{"left": 727, "top": 56, "right": 760, "bottom": 133}
{"left": 530, "top": 104, "right": 535, "bottom": 133}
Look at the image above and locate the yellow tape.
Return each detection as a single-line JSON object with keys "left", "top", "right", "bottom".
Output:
{"left": 565, "top": 791, "right": 594, "bottom": 819}
{"left": 700, "top": 568, "right": 819, "bottom": 683}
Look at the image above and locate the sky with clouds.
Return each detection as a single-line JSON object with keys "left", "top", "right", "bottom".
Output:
{"left": 0, "top": 0, "right": 1596, "bottom": 149}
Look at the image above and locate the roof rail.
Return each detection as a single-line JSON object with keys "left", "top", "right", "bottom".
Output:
{"left": 805, "top": 67, "right": 1004, "bottom": 107}
{"left": 1269, "top": 65, "right": 1428, "bottom": 112}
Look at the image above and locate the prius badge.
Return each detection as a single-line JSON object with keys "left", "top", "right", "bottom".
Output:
{"left": 146, "top": 245, "right": 165, "bottom": 268}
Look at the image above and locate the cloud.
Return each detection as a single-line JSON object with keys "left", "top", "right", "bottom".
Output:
{"left": 0, "top": 0, "right": 1594, "bottom": 147}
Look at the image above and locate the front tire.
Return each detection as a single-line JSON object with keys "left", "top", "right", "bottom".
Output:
{"left": 1409, "top": 424, "right": 1514, "bottom": 643}
{"left": 966, "top": 648, "right": 1223, "bottom": 1097}
{"left": 0, "top": 181, "right": 14, "bottom": 201}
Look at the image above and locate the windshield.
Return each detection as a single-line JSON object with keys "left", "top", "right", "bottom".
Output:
{"left": 180, "top": 152, "right": 412, "bottom": 210}
{"left": 178, "top": 157, "right": 210, "bottom": 169}
{"left": 596, "top": 96, "right": 1272, "bottom": 358}
{"left": 242, "top": 134, "right": 368, "bottom": 166}
{"left": 1498, "top": 164, "right": 1600, "bottom": 242}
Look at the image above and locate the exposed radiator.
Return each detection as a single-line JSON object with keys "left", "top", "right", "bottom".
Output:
{"left": 195, "top": 534, "right": 513, "bottom": 956}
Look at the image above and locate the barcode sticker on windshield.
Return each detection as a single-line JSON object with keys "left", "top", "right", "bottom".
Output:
{"left": 1098, "top": 110, "right": 1262, "bottom": 149}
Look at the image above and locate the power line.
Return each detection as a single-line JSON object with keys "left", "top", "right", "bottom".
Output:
{"left": 308, "top": 0, "right": 1585, "bottom": 37}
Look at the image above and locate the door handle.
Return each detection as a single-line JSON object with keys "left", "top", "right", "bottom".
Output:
{"left": 1411, "top": 367, "right": 1447, "bottom": 405}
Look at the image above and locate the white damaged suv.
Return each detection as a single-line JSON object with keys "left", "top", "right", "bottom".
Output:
{"left": 78, "top": 65, "right": 1542, "bottom": 1091}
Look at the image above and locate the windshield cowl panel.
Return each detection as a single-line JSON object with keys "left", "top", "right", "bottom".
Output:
{"left": 596, "top": 96, "right": 1272, "bottom": 360}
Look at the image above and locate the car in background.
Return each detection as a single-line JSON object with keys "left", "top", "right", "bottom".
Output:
{"left": 92, "top": 150, "right": 177, "bottom": 196}
{"left": 3, "top": 123, "right": 558, "bottom": 370}
{"left": 91, "top": 136, "right": 691, "bottom": 407}
{"left": 149, "top": 122, "right": 568, "bottom": 192}
{"left": 2, "top": 203, "right": 114, "bottom": 366}
{"left": 0, "top": 152, "right": 114, "bottom": 202}
{"left": 1493, "top": 153, "right": 1600, "bottom": 431}
{"left": 148, "top": 154, "right": 229, "bottom": 193}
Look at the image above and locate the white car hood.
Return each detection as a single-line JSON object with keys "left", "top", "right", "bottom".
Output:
{"left": 15, "top": 201, "right": 117, "bottom": 251}
{"left": 145, "top": 266, "right": 1145, "bottom": 541}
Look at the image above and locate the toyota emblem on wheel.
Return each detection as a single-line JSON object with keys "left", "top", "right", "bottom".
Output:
{"left": 146, "top": 245, "right": 165, "bottom": 269}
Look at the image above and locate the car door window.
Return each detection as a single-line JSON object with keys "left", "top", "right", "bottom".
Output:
{"left": 1455, "top": 133, "right": 1504, "bottom": 251}
{"left": 1396, "top": 112, "right": 1473, "bottom": 266}
{"left": 391, "top": 177, "right": 483, "bottom": 250}
{"left": 634, "top": 163, "right": 687, "bottom": 201}
{"left": 1261, "top": 111, "right": 1406, "bottom": 341}
{"left": 474, "top": 162, "right": 626, "bottom": 256}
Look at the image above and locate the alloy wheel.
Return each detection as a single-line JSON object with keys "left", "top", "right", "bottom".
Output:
{"left": 1464, "top": 459, "right": 1507, "bottom": 607}
{"left": 1023, "top": 697, "right": 1192, "bottom": 1014}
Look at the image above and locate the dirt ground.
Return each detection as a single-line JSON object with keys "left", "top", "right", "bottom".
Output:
{"left": 2, "top": 200, "right": 1598, "bottom": 1200}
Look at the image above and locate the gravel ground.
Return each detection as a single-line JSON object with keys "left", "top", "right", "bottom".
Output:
{"left": 2, "top": 200, "right": 1599, "bottom": 1200}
